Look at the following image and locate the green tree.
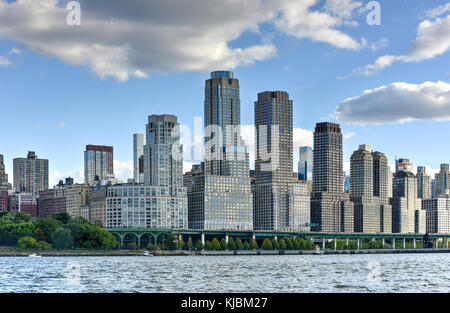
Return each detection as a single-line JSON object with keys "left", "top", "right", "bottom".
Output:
{"left": 187, "top": 238, "right": 193, "bottom": 250}
{"left": 18, "top": 236, "right": 37, "bottom": 249}
{"left": 92, "top": 220, "right": 103, "bottom": 227}
{"left": 195, "top": 240, "right": 204, "bottom": 251}
{"left": 37, "top": 241, "right": 52, "bottom": 250}
{"left": 50, "top": 212, "right": 72, "bottom": 224}
{"left": 165, "top": 233, "right": 177, "bottom": 250}
{"left": 0, "top": 211, "right": 14, "bottom": 221}
{"left": 293, "top": 238, "right": 301, "bottom": 250}
{"left": 14, "top": 212, "right": 31, "bottom": 224}
{"left": 249, "top": 239, "right": 258, "bottom": 250}
{"left": 286, "top": 238, "right": 294, "bottom": 250}
{"left": 262, "top": 238, "right": 273, "bottom": 250}
{"left": 51, "top": 228, "right": 73, "bottom": 249}
{"left": 236, "top": 238, "right": 244, "bottom": 250}
{"left": 211, "top": 238, "right": 221, "bottom": 250}
{"left": 220, "top": 238, "right": 227, "bottom": 250}
{"left": 227, "top": 237, "right": 236, "bottom": 250}
{"left": 279, "top": 239, "right": 287, "bottom": 250}
{"left": 34, "top": 218, "right": 62, "bottom": 242}
{"left": 178, "top": 238, "right": 186, "bottom": 250}
{"left": 204, "top": 240, "right": 212, "bottom": 250}
{"left": 146, "top": 243, "right": 157, "bottom": 251}
{"left": 272, "top": 238, "right": 280, "bottom": 250}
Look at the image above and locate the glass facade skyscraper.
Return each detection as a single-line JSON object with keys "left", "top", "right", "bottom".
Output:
{"left": 298, "top": 146, "right": 313, "bottom": 181}
{"left": 188, "top": 71, "right": 253, "bottom": 231}
{"left": 84, "top": 145, "right": 114, "bottom": 185}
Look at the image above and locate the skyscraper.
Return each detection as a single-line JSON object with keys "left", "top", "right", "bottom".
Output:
{"left": 253, "top": 91, "right": 309, "bottom": 231}
{"left": 143, "top": 115, "right": 184, "bottom": 192}
{"left": 416, "top": 166, "right": 431, "bottom": 199}
{"left": 396, "top": 158, "right": 413, "bottom": 172}
{"left": 372, "top": 151, "right": 392, "bottom": 233}
{"left": 435, "top": 163, "right": 450, "bottom": 197}
{"left": 392, "top": 167, "right": 424, "bottom": 233}
{"left": 350, "top": 145, "right": 392, "bottom": 233}
{"left": 310, "top": 122, "right": 354, "bottom": 233}
{"left": 133, "top": 133, "right": 144, "bottom": 183}
{"left": 0, "top": 154, "right": 10, "bottom": 188}
{"left": 84, "top": 145, "right": 114, "bottom": 185}
{"left": 13, "top": 151, "right": 48, "bottom": 195}
{"left": 188, "top": 71, "right": 253, "bottom": 231}
{"left": 106, "top": 114, "right": 187, "bottom": 230}
{"left": 298, "top": 146, "right": 313, "bottom": 181}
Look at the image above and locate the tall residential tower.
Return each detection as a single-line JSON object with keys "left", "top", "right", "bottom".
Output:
{"left": 310, "top": 122, "right": 354, "bottom": 232}
{"left": 13, "top": 151, "right": 48, "bottom": 195}
{"left": 253, "top": 91, "right": 309, "bottom": 231}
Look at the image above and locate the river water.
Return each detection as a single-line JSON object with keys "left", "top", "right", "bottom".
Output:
{"left": 0, "top": 254, "right": 448, "bottom": 293}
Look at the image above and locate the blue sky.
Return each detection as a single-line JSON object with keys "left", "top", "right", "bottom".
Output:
{"left": 1, "top": 0, "right": 450, "bottom": 185}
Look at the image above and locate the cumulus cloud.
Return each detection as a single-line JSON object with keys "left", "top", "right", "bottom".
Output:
{"left": 352, "top": 13, "right": 450, "bottom": 76}
{"left": 50, "top": 169, "right": 83, "bottom": 187}
{"left": 113, "top": 159, "right": 133, "bottom": 182}
{"left": 0, "top": 0, "right": 367, "bottom": 81}
{"left": 334, "top": 80, "right": 450, "bottom": 124}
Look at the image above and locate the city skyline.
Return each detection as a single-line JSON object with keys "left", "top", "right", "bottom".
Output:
{"left": 1, "top": 1, "right": 450, "bottom": 186}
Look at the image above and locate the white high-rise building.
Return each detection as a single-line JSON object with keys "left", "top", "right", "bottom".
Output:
{"left": 106, "top": 115, "right": 187, "bottom": 230}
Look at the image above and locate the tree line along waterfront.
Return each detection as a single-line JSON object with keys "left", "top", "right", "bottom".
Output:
{"left": 0, "top": 211, "right": 117, "bottom": 251}
{"left": 1, "top": 210, "right": 449, "bottom": 253}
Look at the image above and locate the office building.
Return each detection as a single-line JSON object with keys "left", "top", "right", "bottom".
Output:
{"left": 298, "top": 146, "right": 313, "bottom": 181}
{"left": 84, "top": 145, "right": 114, "bottom": 185}
{"left": 133, "top": 134, "right": 145, "bottom": 183}
{"left": 188, "top": 71, "right": 253, "bottom": 231}
{"left": 416, "top": 166, "right": 431, "bottom": 199}
{"left": 435, "top": 163, "right": 450, "bottom": 197}
{"left": 310, "top": 122, "right": 354, "bottom": 233}
{"left": 13, "top": 151, "right": 48, "bottom": 195}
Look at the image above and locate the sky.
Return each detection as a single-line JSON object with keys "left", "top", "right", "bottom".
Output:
{"left": 1, "top": 0, "right": 450, "bottom": 186}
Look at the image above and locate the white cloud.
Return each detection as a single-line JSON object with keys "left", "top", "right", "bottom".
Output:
{"left": 425, "top": 3, "right": 450, "bottom": 18}
{"left": 352, "top": 14, "right": 450, "bottom": 76}
{"left": 343, "top": 132, "right": 356, "bottom": 139}
{"left": 334, "top": 80, "right": 450, "bottom": 124}
{"left": 275, "top": 0, "right": 365, "bottom": 50}
{"left": 50, "top": 169, "right": 83, "bottom": 187}
{"left": 113, "top": 160, "right": 133, "bottom": 182}
{"left": 0, "top": 0, "right": 367, "bottom": 81}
